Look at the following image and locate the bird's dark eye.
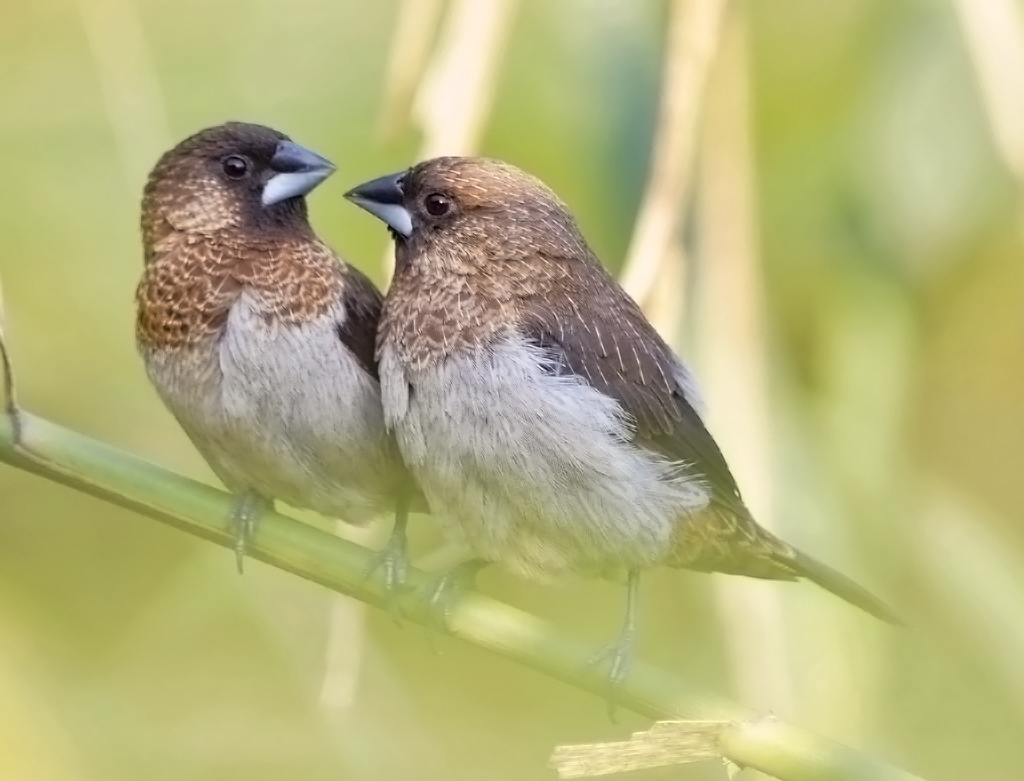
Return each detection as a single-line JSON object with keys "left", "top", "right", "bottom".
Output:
{"left": 424, "top": 193, "right": 451, "bottom": 217}
{"left": 222, "top": 155, "right": 249, "bottom": 179}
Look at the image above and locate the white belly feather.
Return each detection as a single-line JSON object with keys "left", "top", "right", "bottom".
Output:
{"left": 380, "top": 335, "right": 710, "bottom": 578}
{"left": 142, "top": 290, "right": 394, "bottom": 524}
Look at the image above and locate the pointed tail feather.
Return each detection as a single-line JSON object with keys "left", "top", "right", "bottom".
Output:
{"left": 785, "top": 549, "right": 904, "bottom": 626}
{"left": 670, "top": 506, "right": 904, "bottom": 624}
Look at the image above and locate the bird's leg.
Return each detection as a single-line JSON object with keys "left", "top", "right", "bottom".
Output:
{"left": 363, "top": 493, "right": 412, "bottom": 621}
{"left": 229, "top": 490, "right": 271, "bottom": 574}
{"left": 589, "top": 568, "right": 641, "bottom": 719}
{"left": 426, "top": 558, "right": 491, "bottom": 626}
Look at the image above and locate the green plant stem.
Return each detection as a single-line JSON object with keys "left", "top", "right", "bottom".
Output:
{"left": 0, "top": 410, "right": 925, "bottom": 781}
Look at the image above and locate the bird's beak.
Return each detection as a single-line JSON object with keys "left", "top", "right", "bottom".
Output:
{"left": 344, "top": 171, "right": 412, "bottom": 237}
{"left": 262, "top": 140, "right": 336, "bottom": 206}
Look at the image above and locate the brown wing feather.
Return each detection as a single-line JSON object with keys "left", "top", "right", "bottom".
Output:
{"left": 519, "top": 254, "right": 746, "bottom": 518}
{"left": 517, "top": 254, "right": 808, "bottom": 581}
{"left": 336, "top": 264, "right": 384, "bottom": 380}
{"left": 516, "top": 255, "right": 902, "bottom": 622}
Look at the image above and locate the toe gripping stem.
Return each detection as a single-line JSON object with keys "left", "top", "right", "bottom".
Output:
{"left": 589, "top": 568, "right": 641, "bottom": 720}
{"left": 231, "top": 490, "right": 271, "bottom": 573}
{"left": 364, "top": 494, "right": 413, "bottom": 621}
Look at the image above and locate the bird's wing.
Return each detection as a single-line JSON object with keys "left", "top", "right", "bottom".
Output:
{"left": 335, "top": 261, "right": 384, "bottom": 380}
{"left": 517, "top": 258, "right": 903, "bottom": 624}
{"left": 518, "top": 257, "right": 746, "bottom": 518}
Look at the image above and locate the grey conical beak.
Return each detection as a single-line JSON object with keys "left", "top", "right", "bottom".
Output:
{"left": 262, "top": 140, "right": 336, "bottom": 206}
{"left": 344, "top": 171, "right": 412, "bottom": 237}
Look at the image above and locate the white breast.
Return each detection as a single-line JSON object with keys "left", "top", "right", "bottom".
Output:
{"left": 143, "top": 290, "right": 395, "bottom": 524}
{"left": 379, "top": 335, "right": 710, "bottom": 578}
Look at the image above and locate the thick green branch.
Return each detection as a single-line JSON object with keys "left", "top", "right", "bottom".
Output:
{"left": 0, "top": 410, "right": 925, "bottom": 781}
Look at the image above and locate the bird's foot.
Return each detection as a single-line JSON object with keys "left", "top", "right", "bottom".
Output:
{"left": 424, "top": 559, "right": 489, "bottom": 637}
{"left": 229, "top": 491, "right": 270, "bottom": 574}
{"left": 363, "top": 533, "right": 412, "bottom": 624}
{"left": 587, "top": 625, "right": 636, "bottom": 721}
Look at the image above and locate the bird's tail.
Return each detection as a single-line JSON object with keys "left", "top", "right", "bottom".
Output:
{"left": 671, "top": 506, "right": 903, "bottom": 625}
{"left": 782, "top": 548, "right": 904, "bottom": 626}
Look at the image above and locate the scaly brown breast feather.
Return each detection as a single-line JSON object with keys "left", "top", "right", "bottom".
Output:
{"left": 136, "top": 233, "right": 354, "bottom": 352}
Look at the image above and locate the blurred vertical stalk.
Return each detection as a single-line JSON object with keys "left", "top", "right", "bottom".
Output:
{"left": 377, "top": 0, "right": 518, "bottom": 282}
{"left": 619, "top": 0, "right": 729, "bottom": 309}
{"left": 412, "top": 0, "right": 517, "bottom": 160}
{"left": 954, "top": 0, "right": 1024, "bottom": 185}
{"left": 622, "top": 0, "right": 796, "bottom": 728}
{"left": 318, "top": 581, "right": 368, "bottom": 712}
{"left": 692, "top": 4, "right": 793, "bottom": 716}
{"left": 75, "top": 0, "right": 170, "bottom": 186}
{"left": 920, "top": 485, "right": 1024, "bottom": 710}
{"left": 378, "top": 0, "right": 447, "bottom": 142}
{"left": 620, "top": 0, "right": 793, "bottom": 716}
{"left": 323, "top": 0, "right": 519, "bottom": 714}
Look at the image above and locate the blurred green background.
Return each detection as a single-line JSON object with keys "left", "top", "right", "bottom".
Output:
{"left": 1, "top": 0, "right": 1023, "bottom": 779}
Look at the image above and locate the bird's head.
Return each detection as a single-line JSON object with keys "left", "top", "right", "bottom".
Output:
{"left": 141, "top": 122, "right": 335, "bottom": 248}
{"left": 345, "top": 157, "right": 591, "bottom": 278}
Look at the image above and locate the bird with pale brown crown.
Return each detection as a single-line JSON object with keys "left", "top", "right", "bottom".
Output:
{"left": 136, "top": 122, "right": 420, "bottom": 589}
{"left": 345, "top": 156, "right": 900, "bottom": 689}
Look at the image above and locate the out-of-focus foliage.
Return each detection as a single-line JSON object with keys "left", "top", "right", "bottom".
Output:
{"left": 0, "top": 0, "right": 1021, "bottom": 779}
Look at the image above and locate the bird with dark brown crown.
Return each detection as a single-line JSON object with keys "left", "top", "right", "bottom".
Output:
{"left": 345, "top": 156, "right": 901, "bottom": 688}
{"left": 136, "top": 122, "right": 419, "bottom": 589}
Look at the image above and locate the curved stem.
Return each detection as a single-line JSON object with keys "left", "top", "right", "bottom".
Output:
{"left": 0, "top": 410, "right": 928, "bottom": 781}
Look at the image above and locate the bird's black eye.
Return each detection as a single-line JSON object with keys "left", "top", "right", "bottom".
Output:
{"left": 424, "top": 192, "right": 451, "bottom": 216}
{"left": 222, "top": 155, "right": 249, "bottom": 179}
